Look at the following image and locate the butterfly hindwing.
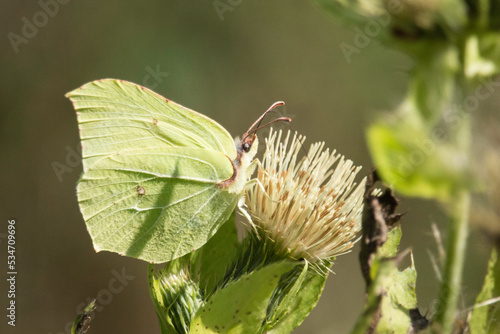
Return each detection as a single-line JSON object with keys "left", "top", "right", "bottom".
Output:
{"left": 77, "top": 146, "right": 237, "bottom": 262}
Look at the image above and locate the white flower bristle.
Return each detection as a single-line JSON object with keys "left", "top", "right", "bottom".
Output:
{"left": 245, "top": 129, "right": 366, "bottom": 262}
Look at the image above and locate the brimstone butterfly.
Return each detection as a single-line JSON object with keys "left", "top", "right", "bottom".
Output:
{"left": 66, "top": 79, "right": 288, "bottom": 263}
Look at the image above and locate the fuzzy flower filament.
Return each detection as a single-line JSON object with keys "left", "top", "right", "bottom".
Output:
{"left": 245, "top": 129, "right": 366, "bottom": 262}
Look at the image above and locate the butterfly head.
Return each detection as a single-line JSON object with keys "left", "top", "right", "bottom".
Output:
{"left": 239, "top": 132, "right": 257, "bottom": 155}
{"left": 234, "top": 133, "right": 258, "bottom": 174}
{"left": 220, "top": 102, "right": 291, "bottom": 193}
{"left": 238, "top": 101, "right": 290, "bottom": 162}
{"left": 241, "top": 136, "right": 254, "bottom": 153}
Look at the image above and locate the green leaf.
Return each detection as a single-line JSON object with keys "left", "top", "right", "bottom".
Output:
{"left": 407, "top": 42, "right": 459, "bottom": 122}
{"left": 350, "top": 293, "right": 382, "bottom": 334}
{"left": 378, "top": 225, "right": 402, "bottom": 258}
{"left": 351, "top": 227, "right": 418, "bottom": 333}
{"left": 267, "top": 263, "right": 328, "bottom": 333}
{"left": 376, "top": 264, "right": 417, "bottom": 333}
{"left": 469, "top": 248, "right": 500, "bottom": 334}
{"left": 376, "top": 228, "right": 417, "bottom": 333}
{"left": 366, "top": 115, "right": 470, "bottom": 201}
{"left": 190, "top": 261, "right": 295, "bottom": 334}
{"left": 192, "top": 212, "right": 239, "bottom": 295}
{"left": 147, "top": 213, "right": 238, "bottom": 334}
{"left": 464, "top": 33, "right": 500, "bottom": 79}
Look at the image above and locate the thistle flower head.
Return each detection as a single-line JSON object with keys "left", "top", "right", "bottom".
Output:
{"left": 245, "top": 129, "right": 366, "bottom": 262}
{"left": 148, "top": 264, "right": 202, "bottom": 334}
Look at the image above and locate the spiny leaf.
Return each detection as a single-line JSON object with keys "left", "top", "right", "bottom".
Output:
{"left": 192, "top": 212, "right": 239, "bottom": 295}
{"left": 469, "top": 248, "right": 500, "bottom": 334}
{"left": 267, "top": 263, "right": 328, "bottom": 334}
{"left": 352, "top": 172, "right": 422, "bottom": 333}
{"left": 190, "top": 261, "right": 295, "bottom": 334}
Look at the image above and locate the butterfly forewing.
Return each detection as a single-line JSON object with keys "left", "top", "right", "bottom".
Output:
{"left": 67, "top": 79, "right": 237, "bottom": 170}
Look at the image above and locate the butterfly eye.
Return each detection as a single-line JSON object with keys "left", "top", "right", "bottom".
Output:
{"left": 242, "top": 142, "right": 251, "bottom": 153}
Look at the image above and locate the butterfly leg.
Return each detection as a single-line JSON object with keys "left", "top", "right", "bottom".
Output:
{"left": 237, "top": 196, "right": 254, "bottom": 225}
{"left": 244, "top": 159, "right": 267, "bottom": 193}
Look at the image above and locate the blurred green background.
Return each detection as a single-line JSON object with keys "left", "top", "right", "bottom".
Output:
{"left": 0, "top": 1, "right": 493, "bottom": 333}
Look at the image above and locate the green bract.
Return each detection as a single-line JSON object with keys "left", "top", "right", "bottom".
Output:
{"left": 469, "top": 248, "right": 500, "bottom": 334}
{"left": 190, "top": 261, "right": 296, "bottom": 334}
{"left": 66, "top": 79, "right": 254, "bottom": 263}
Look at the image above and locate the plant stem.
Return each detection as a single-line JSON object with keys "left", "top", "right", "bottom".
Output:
{"left": 434, "top": 190, "right": 471, "bottom": 333}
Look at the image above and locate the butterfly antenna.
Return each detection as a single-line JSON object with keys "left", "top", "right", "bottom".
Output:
{"left": 256, "top": 108, "right": 308, "bottom": 160}
{"left": 249, "top": 117, "right": 292, "bottom": 135}
{"left": 293, "top": 131, "right": 310, "bottom": 165}
{"left": 244, "top": 101, "right": 285, "bottom": 138}
{"left": 242, "top": 102, "right": 311, "bottom": 170}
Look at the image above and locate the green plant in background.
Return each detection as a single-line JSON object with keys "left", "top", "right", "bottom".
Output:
{"left": 315, "top": 0, "right": 500, "bottom": 333}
